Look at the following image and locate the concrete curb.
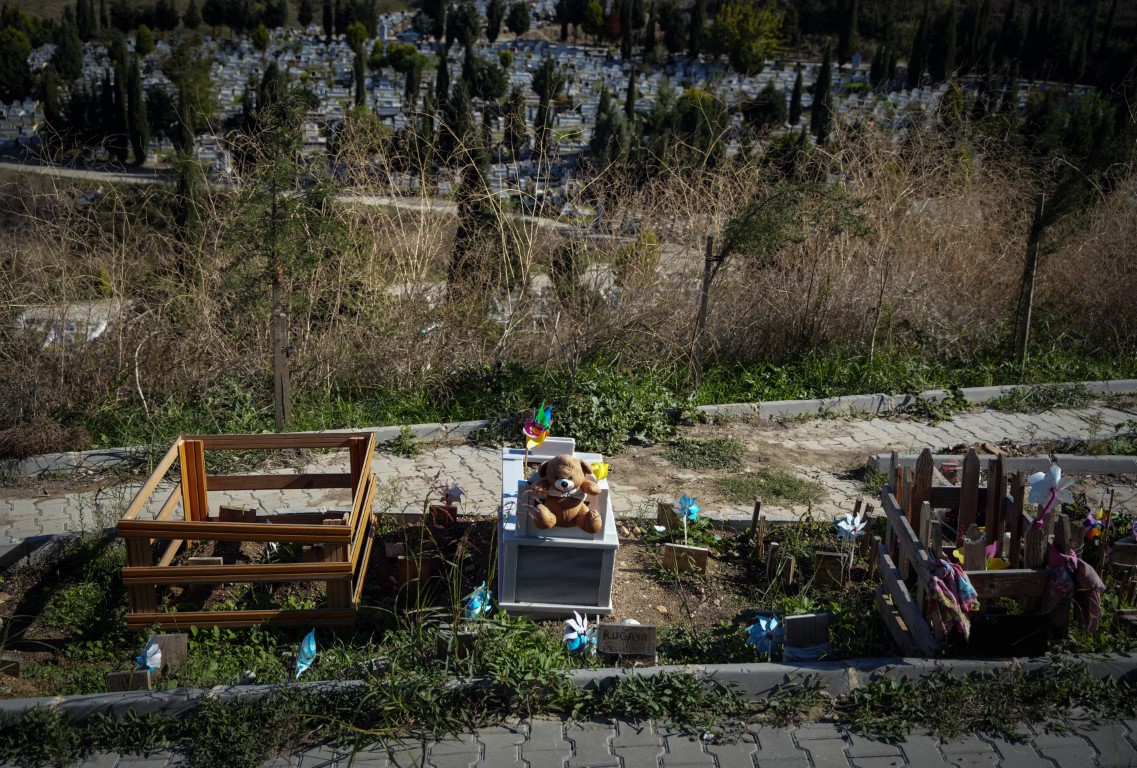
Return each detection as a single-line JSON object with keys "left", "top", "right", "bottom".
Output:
{"left": 9, "top": 378, "right": 1137, "bottom": 479}
{"left": 3, "top": 654, "right": 1137, "bottom": 725}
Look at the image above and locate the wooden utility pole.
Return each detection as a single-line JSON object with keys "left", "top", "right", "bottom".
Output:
{"left": 1015, "top": 194, "right": 1045, "bottom": 377}
{"left": 692, "top": 234, "right": 715, "bottom": 388}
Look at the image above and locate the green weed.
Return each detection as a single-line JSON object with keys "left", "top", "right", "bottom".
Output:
{"left": 383, "top": 425, "right": 423, "bottom": 458}
{"left": 717, "top": 467, "right": 826, "bottom": 506}
{"left": 665, "top": 437, "right": 745, "bottom": 471}
{"left": 987, "top": 383, "right": 1096, "bottom": 413}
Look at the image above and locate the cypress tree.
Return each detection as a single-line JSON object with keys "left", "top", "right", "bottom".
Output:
{"left": 908, "top": 2, "right": 928, "bottom": 88}
{"left": 42, "top": 68, "right": 62, "bottom": 155}
{"left": 1001, "top": 59, "right": 1019, "bottom": 112}
{"left": 100, "top": 0, "right": 108, "bottom": 28}
{"left": 643, "top": 0, "right": 655, "bottom": 55}
{"left": 184, "top": 0, "right": 202, "bottom": 29}
{"left": 789, "top": 64, "right": 802, "bottom": 125}
{"left": 1097, "top": 0, "right": 1116, "bottom": 56}
{"left": 322, "top": 0, "right": 333, "bottom": 39}
{"left": 837, "top": 0, "right": 857, "bottom": 65}
{"left": 486, "top": 0, "right": 505, "bottom": 42}
{"left": 620, "top": 0, "right": 633, "bottom": 60}
{"left": 53, "top": 14, "right": 85, "bottom": 82}
{"left": 625, "top": 65, "right": 636, "bottom": 120}
{"left": 127, "top": 58, "right": 149, "bottom": 163}
{"left": 687, "top": 0, "right": 704, "bottom": 57}
{"left": 353, "top": 46, "right": 365, "bottom": 105}
{"left": 810, "top": 43, "right": 832, "bottom": 141}
{"left": 870, "top": 45, "right": 884, "bottom": 88}
{"left": 929, "top": 0, "right": 957, "bottom": 81}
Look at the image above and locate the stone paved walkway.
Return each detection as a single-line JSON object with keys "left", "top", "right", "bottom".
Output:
{"left": 12, "top": 716, "right": 1137, "bottom": 767}
{"left": 1, "top": 404, "right": 1134, "bottom": 541}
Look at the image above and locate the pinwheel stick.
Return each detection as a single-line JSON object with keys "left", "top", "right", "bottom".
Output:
{"left": 1098, "top": 488, "right": 1115, "bottom": 572}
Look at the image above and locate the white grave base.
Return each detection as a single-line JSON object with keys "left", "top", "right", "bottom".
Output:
{"left": 497, "top": 437, "right": 617, "bottom": 618}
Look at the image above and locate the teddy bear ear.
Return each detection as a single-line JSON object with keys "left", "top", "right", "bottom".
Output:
{"left": 538, "top": 461, "right": 549, "bottom": 478}
{"left": 580, "top": 459, "right": 594, "bottom": 477}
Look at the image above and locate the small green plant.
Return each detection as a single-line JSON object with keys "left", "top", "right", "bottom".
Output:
{"left": 717, "top": 467, "right": 826, "bottom": 506}
{"left": 987, "top": 383, "right": 1095, "bottom": 413}
{"left": 858, "top": 466, "right": 889, "bottom": 497}
{"left": 384, "top": 425, "right": 423, "bottom": 458}
{"left": 896, "top": 388, "right": 968, "bottom": 424}
{"left": 665, "top": 437, "right": 745, "bottom": 471}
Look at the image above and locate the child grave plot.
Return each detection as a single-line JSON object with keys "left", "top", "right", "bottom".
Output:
{"left": 116, "top": 432, "right": 378, "bottom": 629}
{"left": 876, "top": 447, "right": 1132, "bottom": 656}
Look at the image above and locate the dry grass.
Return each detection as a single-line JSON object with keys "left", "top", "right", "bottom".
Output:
{"left": 0, "top": 114, "right": 1134, "bottom": 456}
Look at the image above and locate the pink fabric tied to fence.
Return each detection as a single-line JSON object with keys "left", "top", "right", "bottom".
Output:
{"left": 929, "top": 559, "right": 980, "bottom": 640}
{"left": 1042, "top": 544, "right": 1105, "bottom": 630}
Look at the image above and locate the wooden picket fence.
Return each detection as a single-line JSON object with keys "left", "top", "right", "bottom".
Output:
{"left": 875, "top": 448, "right": 1068, "bottom": 657}
{"left": 117, "top": 432, "right": 378, "bottom": 629}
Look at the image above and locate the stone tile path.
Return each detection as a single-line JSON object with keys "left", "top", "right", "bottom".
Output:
{"left": 1, "top": 404, "right": 1134, "bottom": 541}
{"left": 13, "top": 717, "right": 1137, "bottom": 767}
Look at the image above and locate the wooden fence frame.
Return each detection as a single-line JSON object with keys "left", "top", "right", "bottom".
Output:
{"left": 117, "top": 432, "right": 378, "bottom": 629}
{"left": 876, "top": 447, "right": 1064, "bottom": 656}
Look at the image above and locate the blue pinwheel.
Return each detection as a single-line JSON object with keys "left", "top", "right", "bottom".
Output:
{"left": 464, "top": 581, "right": 492, "bottom": 620}
{"left": 295, "top": 628, "right": 317, "bottom": 680}
{"left": 745, "top": 615, "right": 783, "bottom": 657}
{"left": 675, "top": 495, "right": 700, "bottom": 521}
{"left": 135, "top": 638, "right": 161, "bottom": 673}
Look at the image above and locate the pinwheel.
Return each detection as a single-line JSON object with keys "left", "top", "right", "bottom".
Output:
{"left": 1027, "top": 463, "right": 1076, "bottom": 528}
{"left": 674, "top": 495, "right": 700, "bottom": 522}
{"left": 836, "top": 511, "right": 867, "bottom": 542}
{"left": 590, "top": 462, "right": 609, "bottom": 480}
{"left": 1085, "top": 508, "right": 1106, "bottom": 540}
{"left": 563, "top": 611, "right": 596, "bottom": 653}
{"left": 745, "top": 615, "right": 783, "bottom": 657}
{"left": 135, "top": 638, "right": 162, "bottom": 673}
{"left": 444, "top": 481, "right": 465, "bottom": 507}
{"left": 523, "top": 403, "right": 553, "bottom": 450}
{"left": 1132, "top": 516, "right": 1137, "bottom": 542}
{"left": 295, "top": 628, "right": 317, "bottom": 680}
{"left": 464, "top": 581, "right": 492, "bottom": 620}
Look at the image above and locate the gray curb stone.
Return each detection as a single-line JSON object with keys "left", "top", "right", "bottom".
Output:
{"left": 3, "top": 655, "right": 1136, "bottom": 725}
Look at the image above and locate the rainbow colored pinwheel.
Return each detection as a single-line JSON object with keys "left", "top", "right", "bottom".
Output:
{"left": 1084, "top": 509, "right": 1106, "bottom": 540}
{"left": 464, "top": 581, "right": 492, "bottom": 620}
{"left": 836, "top": 511, "right": 866, "bottom": 542}
{"left": 523, "top": 404, "right": 553, "bottom": 450}
{"left": 1027, "top": 464, "right": 1076, "bottom": 528}
{"left": 675, "top": 495, "right": 700, "bottom": 521}
{"left": 746, "top": 615, "right": 783, "bottom": 656}
{"left": 295, "top": 628, "right": 317, "bottom": 680}
{"left": 564, "top": 612, "right": 596, "bottom": 653}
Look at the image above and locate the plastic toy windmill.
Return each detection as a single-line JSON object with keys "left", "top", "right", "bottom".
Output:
{"left": 135, "top": 638, "right": 162, "bottom": 673}
{"left": 1084, "top": 508, "right": 1106, "bottom": 540}
{"left": 522, "top": 403, "right": 553, "bottom": 466}
{"left": 673, "top": 494, "right": 700, "bottom": 546}
{"left": 1027, "top": 463, "right": 1076, "bottom": 529}
{"left": 295, "top": 628, "right": 317, "bottom": 680}
{"left": 836, "top": 510, "right": 867, "bottom": 542}
{"left": 745, "top": 615, "right": 783, "bottom": 659}
{"left": 464, "top": 581, "right": 492, "bottom": 620}
{"left": 563, "top": 611, "right": 596, "bottom": 653}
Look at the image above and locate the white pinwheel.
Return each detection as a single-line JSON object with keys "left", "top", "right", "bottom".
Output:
{"left": 1027, "top": 463, "right": 1076, "bottom": 523}
{"left": 836, "top": 511, "right": 867, "bottom": 542}
{"left": 135, "top": 638, "right": 162, "bottom": 673}
{"left": 444, "top": 482, "right": 465, "bottom": 506}
{"left": 563, "top": 611, "right": 595, "bottom": 653}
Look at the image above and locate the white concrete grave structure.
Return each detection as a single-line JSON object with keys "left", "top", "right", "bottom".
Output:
{"left": 497, "top": 436, "right": 617, "bottom": 618}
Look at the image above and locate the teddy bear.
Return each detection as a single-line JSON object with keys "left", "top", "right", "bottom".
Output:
{"left": 526, "top": 453, "right": 603, "bottom": 534}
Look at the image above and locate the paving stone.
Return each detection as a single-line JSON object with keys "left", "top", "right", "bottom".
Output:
{"left": 1084, "top": 722, "right": 1137, "bottom": 768}
{"left": 475, "top": 724, "right": 527, "bottom": 767}
{"left": 898, "top": 734, "right": 950, "bottom": 765}
{"left": 612, "top": 720, "right": 660, "bottom": 749}
{"left": 658, "top": 729, "right": 713, "bottom": 766}
{"left": 846, "top": 734, "right": 903, "bottom": 759}
{"left": 565, "top": 720, "right": 618, "bottom": 767}
{"left": 79, "top": 755, "right": 124, "bottom": 768}
{"left": 751, "top": 727, "right": 810, "bottom": 766}
{"left": 703, "top": 734, "right": 758, "bottom": 768}
{"left": 1030, "top": 731, "right": 1095, "bottom": 766}
{"left": 799, "top": 738, "right": 853, "bottom": 768}
{"left": 979, "top": 735, "right": 1053, "bottom": 768}
{"left": 427, "top": 733, "right": 480, "bottom": 767}
{"left": 116, "top": 754, "right": 174, "bottom": 767}
{"left": 850, "top": 758, "right": 907, "bottom": 768}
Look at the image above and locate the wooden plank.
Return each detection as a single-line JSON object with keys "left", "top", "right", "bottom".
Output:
{"left": 121, "top": 439, "right": 183, "bottom": 520}
{"left": 876, "top": 586, "right": 919, "bottom": 657}
{"left": 324, "top": 536, "right": 353, "bottom": 610}
{"left": 965, "top": 569, "right": 1049, "bottom": 599}
{"left": 754, "top": 514, "right": 767, "bottom": 555}
{"left": 877, "top": 544, "right": 940, "bottom": 656}
{"left": 106, "top": 670, "right": 151, "bottom": 692}
{"left": 929, "top": 486, "right": 989, "bottom": 510}
{"left": 352, "top": 519, "right": 376, "bottom": 607}
{"left": 957, "top": 448, "right": 981, "bottom": 539}
{"left": 910, "top": 449, "right": 934, "bottom": 535}
{"left": 190, "top": 433, "right": 365, "bottom": 450}
{"left": 349, "top": 474, "right": 376, "bottom": 569}
{"left": 663, "top": 543, "right": 710, "bottom": 573}
{"left": 748, "top": 497, "right": 763, "bottom": 543}
{"left": 118, "top": 519, "right": 352, "bottom": 543}
{"left": 178, "top": 440, "right": 194, "bottom": 524}
{"left": 347, "top": 435, "right": 376, "bottom": 533}
{"left": 987, "top": 456, "right": 1005, "bottom": 544}
{"left": 868, "top": 534, "right": 881, "bottom": 579}
{"left": 124, "top": 537, "right": 157, "bottom": 613}
{"left": 962, "top": 524, "right": 986, "bottom": 571}
{"left": 156, "top": 539, "right": 185, "bottom": 568}
{"left": 349, "top": 436, "right": 367, "bottom": 504}
{"left": 1008, "top": 473, "right": 1026, "bottom": 568}
{"left": 125, "top": 608, "right": 358, "bottom": 630}
{"left": 123, "top": 562, "right": 353, "bottom": 585}
{"left": 814, "top": 551, "right": 848, "bottom": 588}
{"left": 205, "top": 474, "right": 352, "bottom": 491}
{"left": 188, "top": 440, "right": 208, "bottom": 522}
{"left": 860, "top": 506, "right": 876, "bottom": 560}
{"left": 881, "top": 492, "right": 934, "bottom": 577}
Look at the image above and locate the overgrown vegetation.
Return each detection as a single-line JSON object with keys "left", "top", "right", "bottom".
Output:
{"left": 987, "top": 383, "right": 1097, "bottom": 413}
{"left": 665, "top": 437, "right": 745, "bottom": 471}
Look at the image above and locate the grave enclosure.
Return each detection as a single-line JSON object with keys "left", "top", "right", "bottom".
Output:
{"left": 876, "top": 447, "right": 1134, "bottom": 657}
{"left": 117, "top": 433, "right": 378, "bottom": 629}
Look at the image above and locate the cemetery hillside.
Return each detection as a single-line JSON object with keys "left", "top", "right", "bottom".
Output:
{"left": 0, "top": 0, "right": 1135, "bottom": 458}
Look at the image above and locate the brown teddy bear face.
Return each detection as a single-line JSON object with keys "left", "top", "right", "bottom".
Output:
{"left": 530, "top": 454, "right": 601, "bottom": 497}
